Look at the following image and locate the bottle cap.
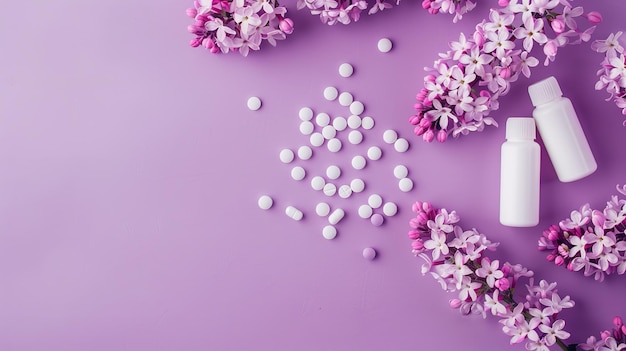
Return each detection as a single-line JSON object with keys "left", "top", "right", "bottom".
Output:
{"left": 506, "top": 117, "right": 536, "bottom": 140}
{"left": 528, "top": 76, "right": 563, "bottom": 107}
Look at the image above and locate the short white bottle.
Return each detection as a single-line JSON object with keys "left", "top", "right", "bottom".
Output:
{"left": 500, "top": 118, "right": 540, "bottom": 227}
{"left": 528, "top": 76, "right": 597, "bottom": 182}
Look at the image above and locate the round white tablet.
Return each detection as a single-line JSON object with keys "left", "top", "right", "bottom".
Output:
{"left": 324, "top": 86, "right": 339, "bottom": 101}
{"left": 394, "top": 138, "right": 410, "bottom": 153}
{"left": 323, "top": 183, "right": 337, "bottom": 197}
{"left": 351, "top": 155, "right": 366, "bottom": 170}
{"left": 348, "top": 130, "right": 363, "bottom": 145}
{"left": 383, "top": 129, "right": 398, "bottom": 144}
{"left": 299, "top": 107, "right": 313, "bottom": 121}
{"left": 393, "top": 165, "right": 409, "bottom": 179}
{"left": 358, "top": 204, "right": 373, "bottom": 219}
{"left": 383, "top": 202, "right": 398, "bottom": 217}
{"left": 327, "top": 138, "right": 342, "bottom": 153}
{"left": 338, "top": 185, "right": 352, "bottom": 199}
{"left": 350, "top": 178, "right": 365, "bottom": 193}
{"left": 297, "top": 146, "right": 313, "bottom": 160}
{"left": 347, "top": 115, "right": 361, "bottom": 129}
{"left": 291, "top": 166, "right": 306, "bottom": 181}
{"left": 311, "top": 176, "right": 326, "bottom": 191}
{"left": 316, "top": 202, "right": 331, "bottom": 217}
{"left": 315, "top": 112, "right": 331, "bottom": 127}
{"left": 349, "top": 101, "right": 365, "bottom": 116}
{"left": 300, "top": 121, "right": 314, "bottom": 135}
{"left": 310, "top": 132, "right": 324, "bottom": 147}
{"left": 361, "top": 116, "right": 375, "bottom": 130}
{"left": 322, "top": 225, "right": 337, "bottom": 240}
{"left": 247, "top": 96, "right": 262, "bottom": 111}
{"left": 332, "top": 116, "right": 348, "bottom": 131}
{"left": 326, "top": 165, "right": 341, "bottom": 180}
{"left": 368, "top": 194, "right": 383, "bottom": 209}
{"left": 258, "top": 195, "right": 273, "bottom": 210}
{"left": 399, "top": 177, "right": 414, "bottom": 192}
{"left": 279, "top": 149, "right": 295, "bottom": 164}
{"left": 338, "top": 92, "right": 354, "bottom": 106}
{"left": 338, "top": 63, "right": 354, "bottom": 78}
{"left": 377, "top": 38, "right": 393, "bottom": 53}
{"left": 367, "top": 146, "right": 382, "bottom": 161}
{"left": 322, "top": 125, "right": 337, "bottom": 139}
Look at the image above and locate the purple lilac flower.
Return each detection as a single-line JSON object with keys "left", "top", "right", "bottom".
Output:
{"left": 592, "top": 31, "right": 626, "bottom": 123}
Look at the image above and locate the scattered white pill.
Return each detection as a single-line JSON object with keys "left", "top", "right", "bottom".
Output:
{"left": 310, "top": 132, "right": 324, "bottom": 147}
{"left": 322, "top": 125, "right": 337, "bottom": 139}
{"left": 315, "top": 112, "right": 331, "bottom": 127}
{"left": 279, "top": 149, "right": 295, "bottom": 164}
{"left": 368, "top": 194, "right": 383, "bottom": 209}
{"left": 300, "top": 121, "right": 314, "bottom": 135}
{"left": 297, "top": 146, "right": 313, "bottom": 160}
{"left": 338, "top": 63, "right": 354, "bottom": 78}
{"left": 322, "top": 225, "right": 337, "bottom": 240}
{"left": 358, "top": 204, "right": 373, "bottom": 219}
{"left": 350, "top": 178, "right": 365, "bottom": 193}
{"left": 332, "top": 116, "right": 348, "bottom": 131}
{"left": 393, "top": 165, "right": 409, "bottom": 179}
{"left": 311, "top": 176, "right": 326, "bottom": 191}
{"left": 291, "top": 166, "right": 306, "bottom": 181}
{"left": 377, "top": 38, "right": 393, "bottom": 53}
{"left": 367, "top": 146, "right": 382, "bottom": 161}
{"left": 247, "top": 96, "right": 262, "bottom": 111}
{"left": 361, "top": 116, "right": 375, "bottom": 130}
{"left": 323, "top": 183, "right": 337, "bottom": 197}
{"left": 362, "top": 247, "right": 377, "bottom": 260}
{"left": 327, "top": 138, "right": 342, "bottom": 153}
{"left": 383, "top": 202, "right": 398, "bottom": 217}
{"left": 285, "top": 205, "right": 304, "bottom": 221}
{"left": 399, "top": 177, "right": 414, "bottom": 192}
{"left": 258, "top": 195, "right": 273, "bottom": 210}
{"left": 328, "top": 208, "right": 345, "bottom": 225}
{"left": 370, "top": 213, "right": 384, "bottom": 226}
{"left": 394, "top": 138, "right": 410, "bottom": 153}
{"left": 350, "top": 101, "right": 365, "bottom": 116}
{"left": 326, "top": 165, "right": 341, "bottom": 180}
{"left": 351, "top": 155, "right": 367, "bottom": 170}
{"left": 299, "top": 107, "right": 314, "bottom": 121}
{"left": 316, "top": 202, "right": 331, "bottom": 217}
{"left": 338, "top": 185, "right": 352, "bottom": 199}
{"left": 383, "top": 129, "right": 398, "bottom": 144}
{"left": 324, "top": 86, "right": 339, "bottom": 101}
{"left": 347, "top": 115, "right": 362, "bottom": 129}
{"left": 348, "top": 130, "right": 363, "bottom": 145}
{"left": 338, "top": 92, "right": 354, "bottom": 106}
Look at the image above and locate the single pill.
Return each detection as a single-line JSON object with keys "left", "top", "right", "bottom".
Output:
{"left": 299, "top": 107, "right": 314, "bottom": 121}
{"left": 338, "top": 63, "right": 354, "bottom": 78}
{"left": 323, "top": 183, "right": 337, "bottom": 197}
{"left": 367, "top": 146, "right": 382, "bottom": 161}
{"left": 399, "top": 177, "right": 414, "bottom": 192}
{"left": 368, "top": 194, "right": 383, "bottom": 209}
{"left": 322, "top": 225, "right": 337, "bottom": 240}
{"left": 328, "top": 208, "right": 345, "bottom": 225}
{"left": 285, "top": 206, "right": 304, "bottom": 221}
{"left": 347, "top": 115, "right": 362, "bottom": 129}
{"left": 338, "top": 92, "right": 354, "bottom": 106}
{"left": 322, "top": 125, "right": 337, "bottom": 139}
{"left": 383, "top": 129, "right": 398, "bottom": 144}
{"left": 316, "top": 202, "right": 331, "bottom": 217}
{"left": 316, "top": 112, "right": 331, "bottom": 127}
{"left": 358, "top": 204, "right": 373, "bottom": 219}
{"left": 362, "top": 247, "right": 377, "bottom": 260}
{"left": 327, "top": 138, "right": 342, "bottom": 153}
{"left": 324, "top": 86, "right": 339, "bottom": 101}
{"left": 361, "top": 116, "right": 375, "bottom": 130}
{"left": 298, "top": 146, "right": 313, "bottom": 160}
{"left": 311, "top": 176, "right": 326, "bottom": 191}
{"left": 291, "top": 166, "right": 306, "bottom": 181}
{"left": 370, "top": 213, "right": 384, "bottom": 226}
{"left": 279, "top": 149, "right": 295, "bottom": 164}
{"left": 348, "top": 130, "right": 363, "bottom": 145}
{"left": 383, "top": 202, "right": 398, "bottom": 217}
{"left": 326, "top": 165, "right": 341, "bottom": 180}
{"left": 351, "top": 155, "right": 367, "bottom": 170}
{"left": 332, "top": 117, "right": 348, "bottom": 131}
{"left": 247, "top": 96, "right": 262, "bottom": 111}
{"left": 394, "top": 138, "right": 410, "bottom": 153}
{"left": 258, "top": 195, "right": 273, "bottom": 210}
{"left": 393, "top": 165, "right": 409, "bottom": 179}
{"left": 377, "top": 38, "right": 393, "bottom": 53}
{"left": 349, "top": 101, "right": 365, "bottom": 116}
{"left": 350, "top": 178, "right": 365, "bottom": 193}
{"left": 310, "top": 132, "right": 324, "bottom": 147}
{"left": 300, "top": 121, "right": 314, "bottom": 135}
{"left": 338, "top": 185, "right": 352, "bottom": 199}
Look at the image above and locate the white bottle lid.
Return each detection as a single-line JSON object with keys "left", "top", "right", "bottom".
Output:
{"left": 506, "top": 117, "right": 536, "bottom": 140}
{"left": 528, "top": 76, "right": 563, "bottom": 107}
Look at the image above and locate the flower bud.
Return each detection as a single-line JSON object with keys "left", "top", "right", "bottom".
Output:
{"left": 544, "top": 40, "right": 558, "bottom": 57}
{"left": 473, "top": 29, "right": 485, "bottom": 47}
{"left": 423, "top": 129, "right": 435, "bottom": 142}
{"left": 449, "top": 299, "right": 462, "bottom": 309}
{"left": 428, "top": 7, "right": 439, "bottom": 15}
{"left": 421, "top": 0, "right": 431, "bottom": 10}
{"left": 499, "top": 67, "right": 512, "bottom": 79}
{"left": 437, "top": 129, "right": 448, "bottom": 142}
{"left": 567, "top": 262, "right": 574, "bottom": 271}
{"left": 409, "top": 114, "right": 421, "bottom": 125}
{"left": 424, "top": 75, "right": 436, "bottom": 84}
{"left": 587, "top": 11, "right": 602, "bottom": 25}
{"left": 554, "top": 255, "right": 565, "bottom": 266}
{"left": 411, "top": 240, "right": 424, "bottom": 250}
{"left": 551, "top": 18, "right": 565, "bottom": 33}
{"left": 190, "top": 37, "right": 203, "bottom": 47}
{"left": 279, "top": 18, "right": 294, "bottom": 34}
{"left": 547, "top": 253, "right": 556, "bottom": 262}
{"left": 614, "top": 316, "right": 624, "bottom": 327}
{"left": 601, "top": 330, "right": 611, "bottom": 341}
{"left": 497, "top": 0, "right": 510, "bottom": 6}
{"left": 408, "top": 230, "right": 421, "bottom": 240}
{"left": 186, "top": 8, "right": 198, "bottom": 18}
{"left": 419, "top": 118, "right": 431, "bottom": 128}
{"left": 592, "top": 210, "right": 605, "bottom": 228}
{"left": 495, "top": 278, "right": 510, "bottom": 291}
{"left": 414, "top": 125, "right": 427, "bottom": 136}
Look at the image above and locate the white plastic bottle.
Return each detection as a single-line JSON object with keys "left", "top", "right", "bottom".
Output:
{"left": 500, "top": 118, "right": 540, "bottom": 227}
{"left": 528, "top": 76, "right": 597, "bottom": 182}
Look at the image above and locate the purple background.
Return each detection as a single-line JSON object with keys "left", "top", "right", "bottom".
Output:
{"left": 1, "top": 1, "right": 626, "bottom": 350}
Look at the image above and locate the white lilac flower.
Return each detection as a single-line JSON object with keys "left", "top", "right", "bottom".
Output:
{"left": 484, "top": 28, "right": 516, "bottom": 59}
{"left": 538, "top": 319, "right": 570, "bottom": 346}
{"left": 592, "top": 31, "right": 624, "bottom": 56}
{"left": 423, "top": 231, "right": 449, "bottom": 260}
{"left": 513, "top": 16, "right": 547, "bottom": 52}
{"left": 475, "top": 258, "right": 504, "bottom": 288}
{"left": 484, "top": 290, "right": 506, "bottom": 315}
{"left": 539, "top": 293, "right": 574, "bottom": 315}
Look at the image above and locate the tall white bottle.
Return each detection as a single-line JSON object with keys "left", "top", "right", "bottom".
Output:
{"left": 528, "top": 76, "right": 597, "bottom": 182}
{"left": 500, "top": 118, "right": 540, "bottom": 227}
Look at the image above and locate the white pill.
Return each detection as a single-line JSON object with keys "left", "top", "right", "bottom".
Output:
{"left": 338, "top": 185, "right": 352, "bottom": 199}
{"left": 322, "top": 225, "right": 337, "bottom": 240}
{"left": 350, "top": 178, "right": 365, "bottom": 193}
{"left": 339, "top": 92, "right": 354, "bottom": 106}
{"left": 338, "top": 63, "right": 354, "bottom": 78}
{"left": 323, "top": 183, "right": 337, "bottom": 197}
{"left": 393, "top": 165, "right": 409, "bottom": 179}
{"left": 394, "top": 138, "right": 410, "bottom": 153}
{"left": 258, "top": 195, "right": 273, "bottom": 210}
{"left": 316, "top": 202, "right": 331, "bottom": 217}
{"left": 367, "top": 146, "right": 382, "bottom": 161}
{"left": 324, "top": 86, "right": 339, "bottom": 101}
{"left": 322, "top": 125, "right": 337, "bottom": 139}
{"left": 297, "top": 146, "right": 313, "bottom": 160}
{"left": 351, "top": 155, "right": 367, "bottom": 170}
{"left": 291, "top": 166, "right": 306, "bottom": 181}
{"left": 383, "top": 129, "right": 398, "bottom": 144}
{"left": 332, "top": 117, "right": 348, "bottom": 131}
{"left": 299, "top": 107, "right": 314, "bottom": 121}
{"left": 300, "top": 121, "right": 314, "bottom": 135}
{"left": 349, "top": 101, "right": 365, "bottom": 116}
{"left": 399, "top": 177, "right": 414, "bottom": 192}
{"left": 377, "top": 38, "right": 393, "bottom": 53}
{"left": 328, "top": 208, "right": 345, "bottom": 225}
{"left": 361, "top": 116, "right": 375, "bottom": 130}
{"left": 326, "top": 165, "right": 341, "bottom": 180}
{"left": 316, "top": 112, "right": 331, "bottom": 127}
{"left": 358, "top": 204, "right": 373, "bottom": 219}
{"left": 348, "top": 130, "right": 363, "bottom": 145}
{"left": 310, "top": 132, "right": 324, "bottom": 147}
{"left": 285, "top": 206, "right": 303, "bottom": 221}
{"left": 247, "top": 96, "right": 262, "bottom": 111}
{"left": 279, "top": 149, "right": 295, "bottom": 164}
{"left": 327, "top": 138, "right": 342, "bottom": 153}
{"left": 383, "top": 202, "right": 398, "bottom": 217}
{"left": 311, "top": 176, "right": 326, "bottom": 191}
{"left": 347, "top": 115, "right": 361, "bottom": 129}
{"left": 368, "top": 194, "right": 383, "bottom": 209}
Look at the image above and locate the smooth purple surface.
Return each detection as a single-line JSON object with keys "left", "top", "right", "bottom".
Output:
{"left": 1, "top": 1, "right": 626, "bottom": 350}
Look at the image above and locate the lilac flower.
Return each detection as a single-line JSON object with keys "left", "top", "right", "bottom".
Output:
{"left": 475, "top": 258, "right": 504, "bottom": 288}
{"left": 513, "top": 16, "right": 547, "bottom": 52}
{"left": 538, "top": 319, "right": 570, "bottom": 346}
{"left": 593, "top": 32, "right": 626, "bottom": 119}
{"left": 423, "top": 231, "right": 449, "bottom": 260}
{"left": 205, "top": 18, "right": 236, "bottom": 41}
{"left": 539, "top": 293, "right": 574, "bottom": 314}
{"left": 484, "top": 28, "right": 516, "bottom": 59}
{"left": 484, "top": 290, "right": 506, "bottom": 315}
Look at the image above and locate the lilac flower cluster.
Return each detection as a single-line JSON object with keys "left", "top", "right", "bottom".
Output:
{"left": 592, "top": 32, "right": 626, "bottom": 125}
{"left": 538, "top": 185, "right": 626, "bottom": 282}
{"left": 409, "top": 201, "right": 576, "bottom": 350}
{"left": 296, "top": 0, "right": 476, "bottom": 25}
{"left": 187, "top": 0, "right": 294, "bottom": 56}
{"left": 409, "top": 0, "right": 602, "bottom": 142}
{"left": 579, "top": 317, "right": 626, "bottom": 351}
